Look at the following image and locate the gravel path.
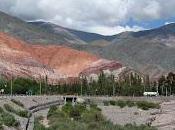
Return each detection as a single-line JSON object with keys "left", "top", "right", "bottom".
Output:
{"left": 100, "top": 106, "right": 159, "bottom": 125}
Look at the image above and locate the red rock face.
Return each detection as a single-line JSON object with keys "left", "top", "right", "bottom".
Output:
{"left": 0, "top": 33, "right": 99, "bottom": 82}
{"left": 28, "top": 45, "right": 98, "bottom": 77}
{"left": 0, "top": 32, "right": 125, "bottom": 83}
{"left": 80, "top": 59, "right": 123, "bottom": 76}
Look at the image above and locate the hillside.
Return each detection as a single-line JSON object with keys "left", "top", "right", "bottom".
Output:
{"left": 29, "top": 21, "right": 116, "bottom": 42}
{"left": 0, "top": 11, "right": 85, "bottom": 45}
{"left": 0, "top": 32, "right": 98, "bottom": 80}
{"left": 1, "top": 10, "right": 175, "bottom": 79}
{"left": 80, "top": 24, "right": 175, "bottom": 78}
{"left": 0, "top": 32, "right": 128, "bottom": 84}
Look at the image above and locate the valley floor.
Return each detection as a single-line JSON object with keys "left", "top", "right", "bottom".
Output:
{"left": 0, "top": 96, "right": 175, "bottom": 130}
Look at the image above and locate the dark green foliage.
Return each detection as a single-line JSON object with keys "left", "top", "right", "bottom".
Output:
{"left": 136, "top": 101, "right": 160, "bottom": 110}
{"left": 1, "top": 72, "right": 174, "bottom": 97}
{"left": 0, "top": 107, "right": 19, "bottom": 128}
{"left": 109, "top": 100, "right": 116, "bottom": 106}
{"left": 106, "top": 100, "right": 159, "bottom": 110}
{"left": 4, "top": 104, "right": 29, "bottom": 118}
{"left": 0, "top": 72, "right": 145, "bottom": 96}
{"left": 69, "top": 109, "right": 81, "bottom": 120}
{"left": 11, "top": 99, "right": 24, "bottom": 108}
{"left": 116, "top": 100, "right": 127, "bottom": 108}
{"left": 103, "top": 100, "right": 110, "bottom": 106}
{"left": 126, "top": 100, "right": 135, "bottom": 107}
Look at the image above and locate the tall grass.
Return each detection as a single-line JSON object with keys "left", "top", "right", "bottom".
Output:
{"left": 4, "top": 104, "right": 29, "bottom": 118}
{"left": 0, "top": 107, "right": 19, "bottom": 128}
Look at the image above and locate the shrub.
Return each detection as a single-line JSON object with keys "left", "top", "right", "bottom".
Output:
{"left": 2, "top": 112, "right": 19, "bottom": 127}
{"left": 136, "top": 101, "right": 160, "bottom": 110}
{"left": 87, "top": 122, "right": 100, "bottom": 130}
{"left": 48, "top": 106, "right": 57, "bottom": 116}
{"left": 109, "top": 100, "right": 116, "bottom": 106}
{"left": 75, "top": 104, "right": 86, "bottom": 113}
{"left": 126, "top": 100, "right": 135, "bottom": 107}
{"left": 4, "top": 104, "right": 29, "bottom": 118}
{"left": 0, "top": 107, "right": 4, "bottom": 113}
{"left": 0, "top": 122, "right": 3, "bottom": 130}
{"left": 116, "top": 100, "right": 127, "bottom": 108}
{"left": 69, "top": 109, "right": 81, "bottom": 120}
{"left": 18, "top": 110, "right": 28, "bottom": 118}
{"left": 11, "top": 99, "right": 24, "bottom": 108}
{"left": 103, "top": 101, "right": 109, "bottom": 106}
{"left": 62, "top": 103, "right": 73, "bottom": 114}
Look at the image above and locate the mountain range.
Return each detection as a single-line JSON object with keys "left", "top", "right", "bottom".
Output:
{"left": 0, "top": 10, "right": 175, "bottom": 79}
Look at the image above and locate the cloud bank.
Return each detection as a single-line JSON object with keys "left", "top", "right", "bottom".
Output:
{"left": 0, "top": 0, "right": 175, "bottom": 35}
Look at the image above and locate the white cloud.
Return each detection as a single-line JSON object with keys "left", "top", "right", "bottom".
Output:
{"left": 0, "top": 0, "right": 175, "bottom": 35}
{"left": 165, "top": 22, "right": 174, "bottom": 25}
{"left": 86, "top": 25, "right": 144, "bottom": 36}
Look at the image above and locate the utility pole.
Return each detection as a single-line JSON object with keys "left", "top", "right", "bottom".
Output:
{"left": 39, "top": 75, "right": 42, "bottom": 95}
{"left": 112, "top": 82, "right": 115, "bottom": 97}
{"left": 81, "top": 80, "right": 83, "bottom": 96}
{"left": 40, "top": 80, "right": 42, "bottom": 95}
{"left": 10, "top": 78, "right": 13, "bottom": 96}
{"left": 166, "top": 87, "right": 168, "bottom": 97}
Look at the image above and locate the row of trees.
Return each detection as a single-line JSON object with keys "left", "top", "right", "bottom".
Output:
{"left": 0, "top": 72, "right": 144, "bottom": 96}
{"left": 0, "top": 72, "right": 174, "bottom": 96}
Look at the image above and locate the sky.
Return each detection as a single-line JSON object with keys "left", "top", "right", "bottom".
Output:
{"left": 0, "top": 0, "right": 175, "bottom": 35}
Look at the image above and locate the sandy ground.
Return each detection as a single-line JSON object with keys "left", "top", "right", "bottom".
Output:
{"left": 152, "top": 100, "right": 175, "bottom": 130}
{"left": 100, "top": 106, "right": 159, "bottom": 125}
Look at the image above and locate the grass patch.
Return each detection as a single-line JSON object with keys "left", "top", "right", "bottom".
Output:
{"left": 136, "top": 101, "right": 160, "bottom": 110}
{"left": 105, "top": 100, "right": 160, "bottom": 110}
{"left": 11, "top": 99, "right": 24, "bottom": 108}
{"left": 4, "top": 104, "right": 29, "bottom": 118}
{"left": 0, "top": 107, "right": 19, "bottom": 128}
{"left": 116, "top": 100, "right": 127, "bottom": 108}
{"left": 34, "top": 103, "right": 157, "bottom": 130}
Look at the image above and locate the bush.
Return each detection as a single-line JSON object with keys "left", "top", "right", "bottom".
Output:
{"left": 116, "top": 100, "right": 127, "bottom": 108}
{"left": 0, "top": 107, "right": 4, "bottom": 113}
{"left": 4, "top": 104, "right": 29, "bottom": 118}
{"left": 0, "top": 122, "right": 3, "bottom": 130}
{"left": 136, "top": 101, "right": 160, "bottom": 110}
{"left": 18, "top": 110, "right": 28, "bottom": 118}
{"left": 87, "top": 122, "right": 100, "bottom": 130}
{"left": 69, "top": 109, "right": 81, "bottom": 120}
{"left": 103, "top": 101, "right": 109, "bottom": 106}
{"left": 76, "top": 104, "right": 86, "bottom": 113}
{"left": 126, "top": 100, "right": 135, "bottom": 107}
{"left": 109, "top": 100, "right": 116, "bottom": 106}
{"left": 62, "top": 103, "right": 73, "bottom": 114}
{"left": 48, "top": 105, "right": 57, "bottom": 117}
{"left": 1, "top": 112, "right": 19, "bottom": 127}
{"left": 11, "top": 99, "right": 24, "bottom": 108}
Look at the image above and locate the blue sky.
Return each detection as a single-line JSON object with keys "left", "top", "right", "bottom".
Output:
{"left": 1, "top": 0, "right": 175, "bottom": 35}
{"left": 125, "top": 17, "right": 175, "bottom": 30}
